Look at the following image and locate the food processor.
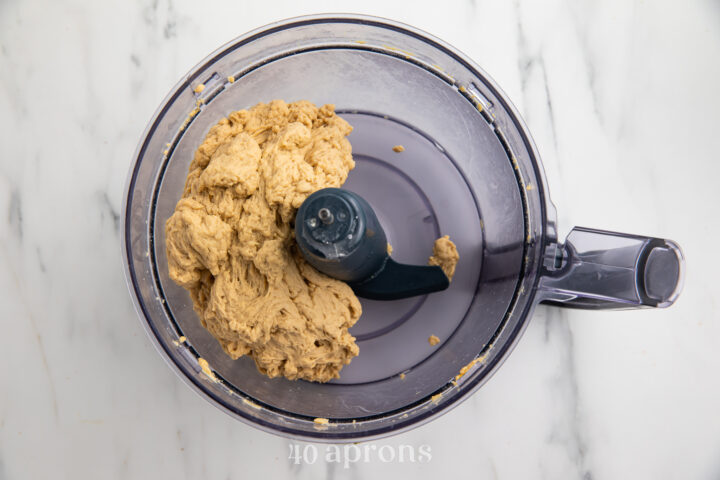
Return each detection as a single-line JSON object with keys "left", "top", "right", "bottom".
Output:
{"left": 121, "top": 14, "right": 684, "bottom": 441}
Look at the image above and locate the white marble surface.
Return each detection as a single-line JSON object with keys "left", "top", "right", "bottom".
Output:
{"left": 2, "top": 0, "right": 720, "bottom": 478}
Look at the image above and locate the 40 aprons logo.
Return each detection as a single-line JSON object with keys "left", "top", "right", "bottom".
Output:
{"left": 288, "top": 443, "right": 432, "bottom": 468}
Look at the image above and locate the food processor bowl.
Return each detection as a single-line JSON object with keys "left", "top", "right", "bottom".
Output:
{"left": 122, "top": 14, "right": 684, "bottom": 441}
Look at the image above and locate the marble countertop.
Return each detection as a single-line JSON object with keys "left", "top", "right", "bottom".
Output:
{"left": 2, "top": 0, "right": 720, "bottom": 478}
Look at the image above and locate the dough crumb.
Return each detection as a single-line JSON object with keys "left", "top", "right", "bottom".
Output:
{"left": 428, "top": 335, "right": 440, "bottom": 346}
{"left": 387, "top": 243, "right": 393, "bottom": 255}
{"left": 194, "top": 83, "right": 205, "bottom": 94}
{"left": 454, "top": 347, "right": 492, "bottom": 382}
{"left": 428, "top": 235, "right": 459, "bottom": 281}
{"left": 178, "top": 336, "right": 186, "bottom": 343}
{"left": 227, "top": 76, "right": 235, "bottom": 83}
{"left": 197, "top": 358, "right": 217, "bottom": 382}
{"left": 314, "top": 417, "right": 329, "bottom": 425}
{"left": 392, "top": 145, "right": 405, "bottom": 153}
{"left": 166, "top": 100, "right": 361, "bottom": 383}
{"left": 399, "top": 372, "right": 406, "bottom": 380}
{"left": 242, "top": 398, "right": 262, "bottom": 410}
{"left": 430, "top": 393, "right": 442, "bottom": 403}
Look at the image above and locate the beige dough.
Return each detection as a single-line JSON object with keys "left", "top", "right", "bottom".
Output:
{"left": 429, "top": 235, "right": 459, "bottom": 280}
{"left": 165, "top": 100, "right": 361, "bottom": 383}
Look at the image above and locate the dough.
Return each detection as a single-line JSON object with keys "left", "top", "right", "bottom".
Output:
{"left": 428, "top": 235, "right": 459, "bottom": 281}
{"left": 165, "top": 100, "right": 361, "bottom": 383}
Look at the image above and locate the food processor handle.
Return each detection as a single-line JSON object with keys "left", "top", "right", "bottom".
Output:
{"left": 537, "top": 227, "right": 684, "bottom": 309}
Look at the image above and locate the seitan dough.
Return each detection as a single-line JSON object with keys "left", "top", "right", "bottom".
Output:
{"left": 165, "top": 100, "right": 361, "bottom": 383}
{"left": 429, "top": 235, "right": 459, "bottom": 280}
